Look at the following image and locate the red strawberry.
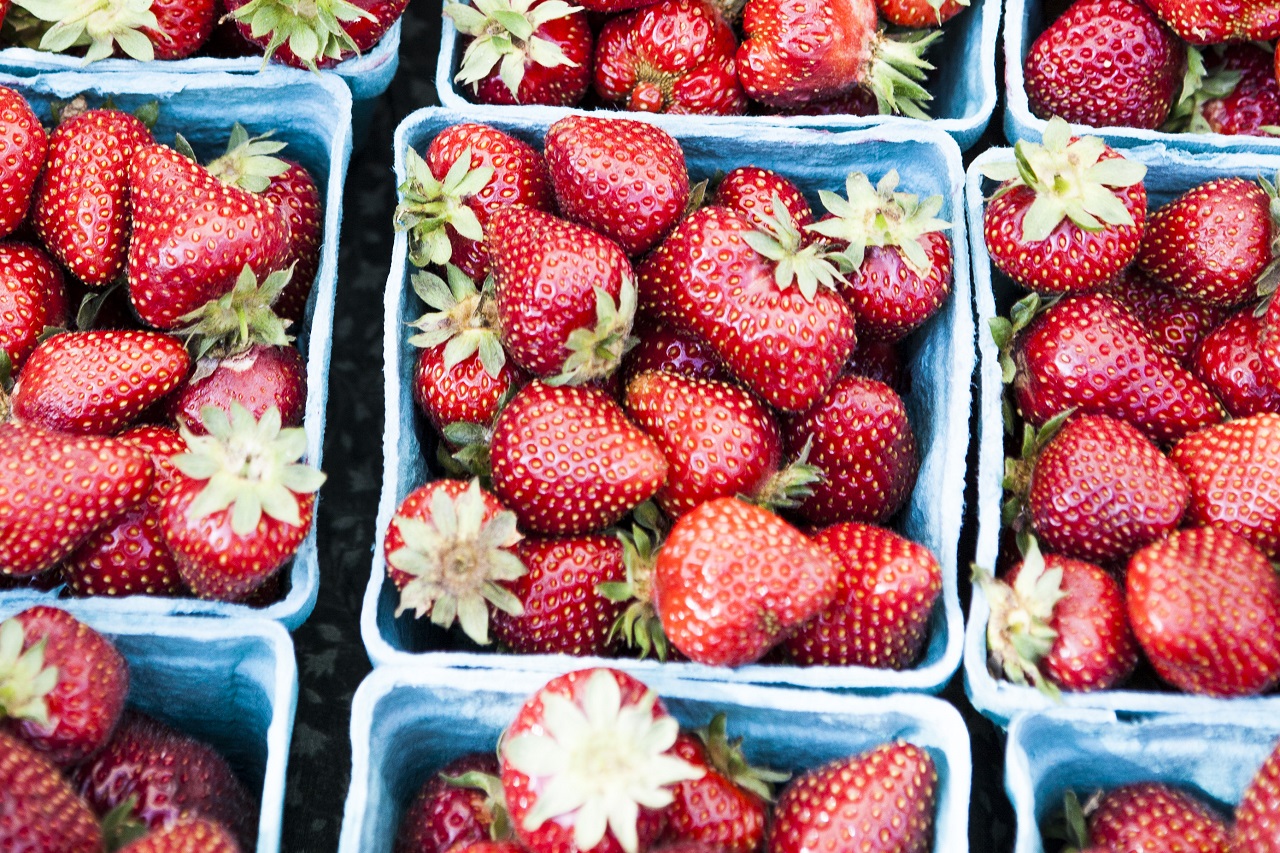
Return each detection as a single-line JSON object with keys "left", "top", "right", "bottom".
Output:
{"left": 784, "top": 522, "right": 942, "bottom": 670}
{"left": 0, "top": 730, "right": 103, "bottom": 853}
{"left": 1103, "top": 266, "right": 1231, "bottom": 366}
{"left": 845, "top": 339, "right": 907, "bottom": 392}
{"left": 0, "top": 86, "right": 46, "bottom": 239}
{"left": 0, "top": 422, "right": 153, "bottom": 578}
{"left": 1128, "top": 526, "right": 1280, "bottom": 696}
{"left": 489, "top": 381, "right": 668, "bottom": 535}
{"left": 1235, "top": 739, "right": 1280, "bottom": 852}
{"left": 773, "top": 86, "right": 878, "bottom": 116}
{"left": 500, "top": 668, "right": 703, "bottom": 853}
{"left": 1184, "top": 43, "right": 1280, "bottom": 138}
{"left": 982, "top": 122, "right": 1147, "bottom": 294}
{"left": 33, "top": 107, "right": 153, "bottom": 289}
{"left": 767, "top": 741, "right": 936, "bottom": 853}
{"left": 1137, "top": 0, "right": 1280, "bottom": 44}
{"left": 877, "top": 0, "right": 967, "bottom": 26}
{"left": 119, "top": 819, "right": 242, "bottom": 853}
{"left": 397, "top": 123, "right": 554, "bottom": 280}
{"left": 1088, "top": 782, "right": 1230, "bottom": 852}
{"left": 784, "top": 375, "right": 918, "bottom": 526}
{"left": 544, "top": 116, "right": 690, "bottom": 257}
{"left": 11, "top": 330, "right": 190, "bottom": 436}
{"left": 594, "top": 0, "right": 746, "bottom": 116}
{"left": 714, "top": 167, "right": 814, "bottom": 236}
{"left": 620, "top": 325, "right": 727, "bottom": 385}
{"left": 653, "top": 497, "right": 838, "bottom": 666}
{"left": 454, "top": 844, "right": 526, "bottom": 853}
{"left": 1138, "top": 176, "right": 1278, "bottom": 308}
{"left": 396, "top": 753, "right": 506, "bottom": 853}
{"left": 1193, "top": 309, "right": 1280, "bottom": 417}
{"left": 0, "top": 242, "right": 62, "bottom": 371}
{"left": 225, "top": 0, "right": 408, "bottom": 69}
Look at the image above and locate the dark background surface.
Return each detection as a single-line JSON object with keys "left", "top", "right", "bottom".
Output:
{"left": 279, "top": 3, "right": 1016, "bottom": 848}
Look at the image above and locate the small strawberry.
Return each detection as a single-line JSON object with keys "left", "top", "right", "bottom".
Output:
{"left": 118, "top": 819, "right": 243, "bottom": 853}
{"left": 877, "top": 0, "right": 967, "bottom": 27}
{"left": 714, "top": 167, "right": 814, "bottom": 236}
{"left": 768, "top": 741, "right": 936, "bottom": 853}
{"left": 396, "top": 753, "right": 508, "bottom": 853}
{"left": 0, "top": 242, "right": 62, "bottom": 371}
{"left": 1193, "top": 309, "right": 1280, "bottom": 417}
{"left": 1127, "top": 526, "right": 1280, "bottom": 697}
{"left": 1176, "top": 43, "right": 1280, "bottom": 138}
{"left": 1235, "top": 738, "right": 1280, "bottom": 852}
{"left": 224, "top": 0, "right": 409, "bottom": 69}
{"left": 982, "top": 120, "right": 1147, "bottom": 295}
{"left": 1103, "top": 266, "right": 1231, "bottom": 366}
{"left": 0, "top": 730, "right": 103, "bottom": 853}
{"left": 1087, "top": 782, "right": 1230, "bottom": 852}
{"left": 620, "top": 325, "right": 727, "bottom": 385}
{"left": 544, "top": 116, "right": 690, "bottom": 257}
{"left": 1137, "top": 0, "right": 1280, "bottom": 44}
{"left": 500, "top": 668, "right": 704, "bottom": 853}
{"left": 18, "top": 0, "right": 216, "bottom": 60}
{"left": 0, "top": 86, "right": 46, "bottom": 239}
{"left": 652, "top": 497, "right": 838, "bottom": 666}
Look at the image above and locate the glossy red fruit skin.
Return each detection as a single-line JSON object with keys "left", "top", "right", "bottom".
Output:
{"left": 33, "top": 110, "right": 153, "bottom": 289}
{"left": 784, "top": 375, "right": 918, "bottom": 526}
{"left": 395, "top": 752, "right": 501, "bottom": 853}
{"left": 1025, "top": 0, "right": 1183, "bottom": 129}
{"left": 664, "top": 732, "right": 767, "bottom": 853}
{"left": 1138, "top": 0, "right": 1280, "bottom": 43}
{"left": 0, "top": 731, "right": 104, "bottom": 853}
{"left": 621, "top": 325, "right": 728, "bottom": 385}
{"left": 1127, "top": 526, "right": 1280, "bottom": 697}
{"left": 1201, "top": 43, "right": 1280, "bottom": 137}
{"left": 1193, "top": 310, "right": 1280, "bottom": 418}
{"left": 147, "top": 0, "right": 217, "bottom": 59}
{"left": 1089, "top": 782, "right": 1230, "bottom": 852}
{"left": 772, "top": 86, "right": 878, "bottom": 116}
{"left": 425, "top": 124, "right": 555, "bottom": 282}
{"left": 491, "top": 534, "right": 628, "bottom": 656}
{"left": 384, "top": 480, "right": 510, "bottom": 592}
{"left": 0, "top": 86, "right": 47, "bottom": 239}
{"left": 167, "top": 344, "right": 306, "bottom": 435}
{"left": 415, "top": 343, "right": 527, "bottom": 436}
{"left": 783, "top": 523, "right": 941, "bottom": 670}
{"left": 1104, "top": 267, "right": 1231, "bottom": 366}
{"left": 840, "top": 232, "right": 953, "bottom": 343}
{"left": 1235, "top": 740, "right": 1280, "bottom": 853}
{"left": 118, "top": 818, "right": 241, "bottom": 853}
{"left": 714, "top": 166, "right": 814, "bottom": 236}
{"left": 878, "top": 0, "right": 966, "bottom": 27}
{"left": 262, "top": 160, "right": 323, "bottom": 325}
{"left": 594, "top": 0, "right": 747, "bottom": 116}
{"left": 767, "top": 741, "right": 936, "bottom": 853}
{"left": 489, "top": 381, "right": 668, "bottom": 536}
{"left": 468, "top": 4, "right": 593, "bottom": 107}
{"left": 1011, "top": 293, "right": 1226, "bottom": 444}
{"left": 225, "top": 0, "right": 409, "bottom": 68}
{"left": 0, "top": 242, "right": 62, "bottom": 370}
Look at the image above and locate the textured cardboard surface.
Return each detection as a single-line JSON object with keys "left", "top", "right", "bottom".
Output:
{"left": 433, "top": 2, "right": 999, "bottom": 150}
{"left": 339, "top": 666, "right": 972, "bottom": 853}
{"left": 0, "top": 68, "right": 354, "bottom": 630}
{"left": 363, "top": 104, "right": 974, "bottom": 693}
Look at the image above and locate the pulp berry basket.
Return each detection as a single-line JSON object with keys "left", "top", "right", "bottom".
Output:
{"left": 0, "top": 68, "right": 354, "bottom": 630}
{"left": 1003, "top": 0, "right": 1280, "bottom": 154}
{"left": 338, "top": 666, "right": 973, "bottom": 853}
{"left": 361, "top": 104, "right": 974, "bottom": 694}
{"left": 0, "top": 604, "right": 298, "bottom": 853}
{"left": 1005, "top": 708, "right": 1280, "bottom": 853}
{"left": 434, "top": 2, "right": 1000, "bottom": 151}
{"left": 963, "top": 142, "right": 1280, "bottom": 726}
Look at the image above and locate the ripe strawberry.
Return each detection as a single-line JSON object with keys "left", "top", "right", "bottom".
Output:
{"left": 877, "top": 0, "right": 967, "bottom": 26}
{"left": 0, "top": 242, "right": 62, "bottom": 371}
{"left": 653, "top": 497, "right": 838, "bottom": 666}
{"left": 489, "top": 381, "right": 668, "bottom": 535}
{"left": 1193, "top": 310, "right": 1280, "bottom": 417}
{"left": 33, "top": 107, "right": 153, "bottom": 289}
{"left": 1138, "top": 0, "right": 1280, "bottom": 44}
{"left": 768, "top": 741, "right": 936, "bottom": 853}
{"left": 225, "top": 0, "right": 408, "bottom": 69}
{"left": 1182, "top": 43, "right": 1280, "bottom": 138}
{"left": 982, "top": 121, "right": 1147, "bottom": 294}
{"left": 845, "top": 339, "right": 907, "bottom": 392}
{"left": 161, "top": 403, "right": 325, "bottom": 602}
{"left": 396, "top": 753, "right": 506, "bottom": 853}
{"left": 1235, "top": 739, "right": 1280, "bottom": 852}
{"left": 978, "top": 539, "right": 1138, "bottom": 694}
{"left": 19, "top": 0, "right": 215, "bottom": 60}
{"left": 715, "top": 167, "right": 813, "bottom": 236}
{"left": 127, "top": 143, "right": 292, "bottom": 330}
{"left": 1171, "top": 414, "right": 1280, "bottom": 558}
{"left": 1138, "top": 176, "right": 1277, "bottom": 308}
{"left": 118, "top": 819, "right": 242, "bottom": 853}
{"left": 594, "top": 0, "right": 746, "bottom": 115}
{"left": 453, "top": 844, "right": 525, "bottom": 853}
{"left": 0, "top": 730, "right": 103, "bottom": 853}
{"left": 1087, "top": 782, "right": 1230, "bottom": 852}
{"left": 500, "top": 668, "right": 703, "bottom": 853}
{"left": 1127, "top": 526, "right": 1280, "bottom": 696}
{"left": 0, "top": 422, "right": 153, "bottom": 577}
{"left": 447, "top": 0, "right": 592, "bottom": 106}
{"left": 397, "top": 123, "right": 554, "bottom": 280}
{"left": 784, "top": 375, "right": 918, "bottom": 526}
{"left": 784, "top": 522, "right": 942, "bottom": 670}
{"left": 620, "top": 325, "right": 727, "bottom": 385}
{"left": 1103, "top": 266, "right": 1231, "bottom": 366}
{"left": 0, "top": 86, "right": 46, "bottom": 239}
{"left": 544, "top": 116, "right": 690, "bottom": 257}
{"left": 73, "top": 711, "right": 256, "bottom": 851}
{"left": 772, "top": 86, "right": 878, "bottom": 116}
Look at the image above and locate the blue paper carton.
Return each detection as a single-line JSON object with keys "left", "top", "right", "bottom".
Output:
{"left": 963, "top": 142, "right": 1280, "bottom": 726}
{"left": 0, "top": 68, "right": 353, "bottom": 630}
{"left": 363, "top": 105, "right": 973, "bottom": 694}
{"left": 339, "top": 666, "right": 972, "bottom": 853}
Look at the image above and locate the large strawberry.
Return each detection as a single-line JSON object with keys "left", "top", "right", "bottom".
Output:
{"left": 0, "top": 730, "right": 103, "bottom": 853}
{"left": 0, "top": 86, "right": 45, "bottom": 239}
{"left": 224, "top": 0, "right": 409, "bottom": 69}
{"left": 1103, "top": 266, "right": 1231, "bottom": 366}
{"left": 1235, "top": 739, "right": 1280, "bottom": 852}
{"left": 396, "top": 753, "right": 507, "bottom": 853}
{"left": 1088, "top": 783, "right": 1230, "bottom": 852}
{"left": 1192, "top": 309, "right": 1280, "bottom": 418}
{"left": 1137, "top": 0, "right": 1280, "bottom": 44}
{"left": 1180, "top": 43, "right": 1280, "bottom": 138}
{"left": 0, "top": 242, "right": 62, "bottom": 371}
{"left": 16, "top": 0, "right": 216, "bottom": 60}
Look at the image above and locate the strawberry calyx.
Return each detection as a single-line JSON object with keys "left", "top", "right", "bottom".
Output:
{"left": 386, "top": 478, "right": 527, "bottom": 644}
{"left": 864, "top": 29, "right": 942, "bottom": 120}
{"left": 989, "top": 292, "right": 1053, "bottom": 386}
{"left": 205, "top": 123, "right": 292, "bottom": 195}
{"left": 176, "top": 264, "right": 296, "bottom": 362}
{"left": 1000, "top": 408, "right": 1074, "bottom": 530}
{"left": 1162, "top": 46, "right": 1242, "bottom": 135}
{"left": 741, "top": 192, "right": 848, "bottom": 301}
{"left": 695, "top": 713, "right": 789, "bottom": 801}
{"left": 15, "top": 0, "right": 161, "bottom": 62}
{"left": 396, "top": 145, "right": 496, "bottom": 270}
{"left": 438, "top": 421, "right": 497, "bottom": 485}
{"left": 0, "top": 618, "right": 57, "bottom": 728}
{"left": 447, "top": 0, "right": 583, "bottom": 98}
{"left": 974, "top": 535, "right": 1065, "bottom": 700}
{"left": 1252, "top": 173, "right": 1280, "bottom": 303}
{"left": 441, "top": 770, "right": 515, "bottom": 841}
{"left": 409, "top": 264, "right": 507, "bottom": 379}
{"left": 600, "top": 512, "right": 668, "bottom": 661}
{"left": 750, "top": 435, "right": 823, "bottom": 511}
{"left": 101, "top": 797, "right": 148, "bottom": 852}
{"left": 227, "top": 0, "right": 377, "bottom": 70}
{"left": 546, "top": 274, "right": 638, "bottom": 387}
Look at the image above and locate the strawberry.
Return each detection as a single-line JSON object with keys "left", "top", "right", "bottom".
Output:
{"left": 0, "top": 730, "right": 103, "bottom": 853}
{"left": 1170, "top": 414, "right": 1280, "bottom": 558}
{"left": 18, "top": 0, "right": 215, "bottom": 60}
{"left": 224, "top": 0, "right": 408, "bottom": 69}
{"left": 397, "top": 123, "right": 554, "bottom": 280}
{"left": 784, "top": 522, "right": 942, "bottom": 670}
{"left": 1137, "top": 0, "right": 1280, "bottom": 44}
{"left": 396, "top": 753, "right": 507, "bottom": 853}
{"left": 620, "top": 325, "right": 727, "bottom": 385}
{"left": 1127, "top": 526, "right": 1280, "bottom": 697}
{"left": 454, "top": 844, "right": 525, "bottom": 853}
{"left": 773, "top": 86, "right": 878, "bottom": 116}
{"left": 0, "top": 422, "right": 153, "bottom": 577}
{"left": 977, "top": 538, "right": 1138, "bottom": 694}
{"left": 127, "top": 143, "right": 292, "bottom": 330}
{"left": 768, "top": 741, "right": 936, "bottom": 853}
{"left": 784, "top": 375, "right": 918, "bottom": 526}
{"left": 1137, "top": 176, "right": 1278, "bottom": 308}
{"left": 0, "top": 242, "right": 62, "bottom": 371}
{"left": 118, "top": 819, "right": 242, "bottom": 853}
{"left": 1087, "top": 782, "right": 1230, "bottom": 852}
{"left": 1193, "top": 309, "right": 1280, "bottom": 418}
{"left": 1235, "top": 739, "right": 1280, "bottom": 852}
{"left": 652, "top": 497, "right": 838, "bottom": 666}
{"left": 160, "top": 403, "right": 325, "bottom": 602}
{"left": 1103, "top": 266, "right": 1231, "bottom": 366}
{"left": 0, "top": 86, "right": 46, "bottom": 239}
{"left": 500, "top": 668, "right": 703, "bottom": 853}
{"left": 32, "top": 107, "right": 153, "bottom": 289}
{"left": 1178, "top": 43, "right": 1280, "bottom": 138}
{"left": 73, "top": 711, "right": 256, "bottom": 851}
{"left": 714, "top": 167, "right": 813, "bottom": 236}
{"left": 544, "top": 116, "right": 690, "bottom": 257}
{"left": 845, "top": 339, "right": 907, "bottom": 392}
{"left": 594, "top": 0, "right": 746, "bottom": 116}
{"left": 877, "top": 0, "right": 967, "bottom": 27}
{"left": 489, "top": 381, "right": 668, "bottom": 535}
{"left": 447, "top": 0, "right": 592, "bottom": 107}
{"left": 982, "top": 121, "right": 1147, "bottom": 294}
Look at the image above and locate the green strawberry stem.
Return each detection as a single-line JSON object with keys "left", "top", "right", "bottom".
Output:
{"left": 696, "top": 713, "right": 789, "bottom": 801}
{"left": 396, "top": 145, "right": 494, "bottom": 270}
{"left": 15, "top": 0, "right": 160, "bottom": 62}
{"left": 546, "top": 275, "right": 638, "bottom": 386}
{"left": 1162, "top": 45, "right": 1242, "bottom": 135}
{"left": 228, "top": 0, "right": 377, "bottom": 70}
{"left": 205, "top": 124, "right": 292, "bottom": 195}
{"left": 441, "top": 771, "right": 514, "bottom": 841}
{"left": 742, "top": 192, "right": 848, "bottom": 301}
{"left": 101, "top": 797, "right": 148, "bottom": 852}
{"left": 600, "top": 518, "right": 669, "bottom": 661}
{"left": 751, "top": 435, "right": 823, "bottom": 511}
{"left": 988, "top": 291, "right": 1049, "bottom": 385}
{"left": 446, "top": 0, "right": 582, "bottom": 97}
{"left": 865, "top": 29, "right": 942, "bottom": 120}
{"left": 176, "top": 264, "right": 296, "bottom": 362}
{"left": 408, "top": 265, "right": 507, "bottom": 378}
{"left": 0, "top": 618, "right": 58, "bottom": 728}
{"left": 974, "top": 536, "right": 1064, "bottom": 700}
{"left": 1000, "top": 408, "right": 1074, "bottom": 530}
